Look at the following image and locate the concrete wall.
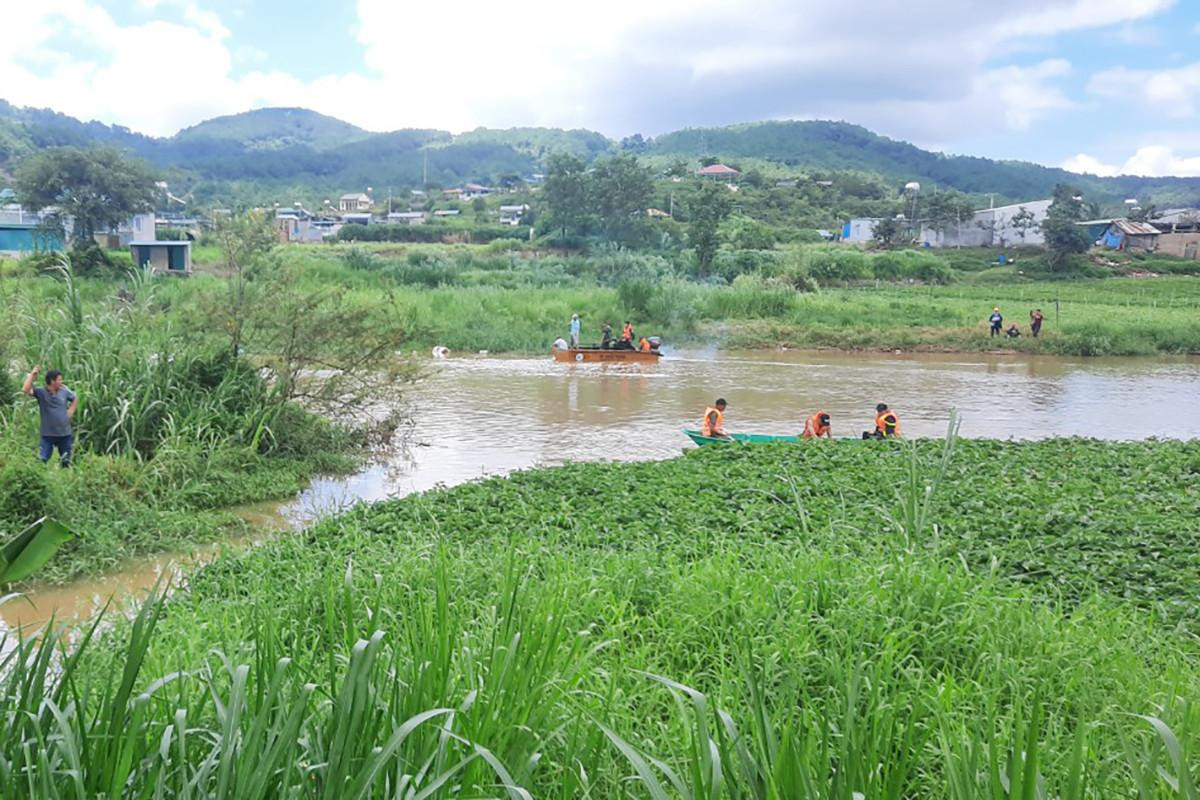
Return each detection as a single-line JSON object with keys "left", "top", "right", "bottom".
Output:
{"left": 931, "top": 199, "right": 1051, "bottom": 248}
{"left": 841, "top": 219, "right": 878, "bottom": 243}
{"left": 1157, "top": 232, "right": 1200, "bottom": 259}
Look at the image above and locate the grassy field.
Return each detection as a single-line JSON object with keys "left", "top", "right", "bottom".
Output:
{"left": 5, "top": 437, "right": 1198, "bottom": 796}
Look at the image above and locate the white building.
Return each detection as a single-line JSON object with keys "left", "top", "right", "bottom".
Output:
{"left": 387, "top": 211, "right": 426, "bottom": 225}
{"left": 498, "top": 204, "right": 529, "bottom": 225}
{"left": 841, "top": 218, "right": 882, "bottom": 243}
{"left": 923, "top": 199, "right": 1052, "bottom": 248}
{"left": 338, "top": 193, "right": 372, "bottom": 212}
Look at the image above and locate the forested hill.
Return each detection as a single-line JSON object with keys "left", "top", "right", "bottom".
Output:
{"left": 3, "top": 100, "right": 1200, "bottom": 209}
{"left": 648, "top": 121, "right": 1200, "bottom": 209}
{"left": 174, "top": 108, "right": 373, "bottom": 150}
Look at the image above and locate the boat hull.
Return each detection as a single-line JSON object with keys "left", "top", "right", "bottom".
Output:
{"left": 683, "top": 429, "right": 859, "bottom": 446}
{"left": 553, "top": 348, "right": 662, "bottom": 364}
{"left": 684, "top": 429, "right": 800, "bottom": 446}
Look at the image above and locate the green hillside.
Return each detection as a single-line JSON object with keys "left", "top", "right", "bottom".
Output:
{"left": 450, "top": 127, "right": 613, "bottom": 162}
{"left": 649, "top": 120, "right": 1200, "bottom": 207}
{"left": 175, "top": 107, "right": 370, "bottom": 150}
{"left": 3, "top": 100, "right": 1200, "bottom": 210}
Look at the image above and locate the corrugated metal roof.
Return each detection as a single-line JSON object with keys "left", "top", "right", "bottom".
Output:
{"left": 1151, "top": 208, "right": 1200, "bottom": 224}
{"left": 1111, "top": 219, "right": 1160, "bottom": 236}
{"left": 697, "top": 164, "right": 740, "bottom": 175}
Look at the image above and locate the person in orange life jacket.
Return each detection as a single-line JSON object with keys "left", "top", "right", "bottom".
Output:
{"left": 702, "top": 398, "right": 729, "bottom": 439}
{"left": 638, "top": 336, "right": 652, "bottom": 352}
{"left": 862, "top": 403, "right": 900, "bottom": 439}
{"left": 616, "top": 321, "right": 635, "bottom": 350}
{"left": 802, "top": 410, "right": 832, "bottom": 439}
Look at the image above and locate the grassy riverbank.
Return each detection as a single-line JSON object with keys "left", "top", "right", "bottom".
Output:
{"left": 7, "top": 437, "right": 1197, "bottom": 796}
{"left": 198, "top": 242, "right": 1200, "bottom": 356}
{"left": 0, "top": 251, "right": 407, "bottom": 583}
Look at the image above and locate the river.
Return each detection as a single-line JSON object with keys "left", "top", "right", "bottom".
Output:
{"left": 4, "top": 349, "right": 1199, "bottom": 631}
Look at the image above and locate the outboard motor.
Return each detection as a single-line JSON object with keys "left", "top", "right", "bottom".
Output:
{"left": 647, "top": 336, "right": 662, "bottom": 352}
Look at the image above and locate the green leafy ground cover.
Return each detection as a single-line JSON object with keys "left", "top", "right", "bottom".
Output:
{"left": 7, "top": 438, "right": 1196, "bottom": 797}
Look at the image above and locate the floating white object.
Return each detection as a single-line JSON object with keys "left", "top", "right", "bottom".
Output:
{"left": 431, "top": 346, "right": 450, "bottom": 359}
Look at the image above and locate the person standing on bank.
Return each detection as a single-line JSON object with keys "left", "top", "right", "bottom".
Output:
{"left": 569, "top": 313, "right": 581, "bottom": 348}
{"left": 989, "top": 307, "right": 1003, "bottom": 338}
{"left": 22, "top": 366, "right": 77, "bottom": 467}
{"left": 1029, "top": 308, "right": 1044, "bottom": 338}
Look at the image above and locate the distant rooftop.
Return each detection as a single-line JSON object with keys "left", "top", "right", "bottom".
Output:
{"left": 697, "top": 164, "right": 740, "bottom": 176}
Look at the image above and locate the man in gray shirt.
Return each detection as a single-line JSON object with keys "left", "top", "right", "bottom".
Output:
{"left": 22, "top": 365, "right": 78, "bottom": 467}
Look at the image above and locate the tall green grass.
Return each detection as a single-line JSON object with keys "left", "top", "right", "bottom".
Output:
{"left": 6, "top": 438, "right": 1194, "bottom": 796}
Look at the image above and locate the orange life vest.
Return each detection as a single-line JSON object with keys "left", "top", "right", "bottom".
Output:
{"left": 639, "top": 337, "right": 651, "bottom": 352}
{"left": 874, "top": 410, "right": 900, "bottom": 438}
{"left": 803, "top": 411, "right": 830, "bottom": 439}
{"left": 622, "top": 324, "right": 633, "bottom": 341}
{"left": 702, "top": 406, "right": 725, "bottom": 438}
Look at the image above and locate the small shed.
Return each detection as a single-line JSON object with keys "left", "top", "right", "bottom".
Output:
{"left": 130, "top": 240, "right": 192, "bottom": 273}
{"left": 1099, "top": 219, "right": 1159, "bottom": 252}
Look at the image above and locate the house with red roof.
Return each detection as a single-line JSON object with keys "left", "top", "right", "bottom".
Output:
{"left": 697, "top": 163, "right": 741, "bottom": 181}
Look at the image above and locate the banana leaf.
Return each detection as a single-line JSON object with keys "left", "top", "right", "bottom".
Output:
{"left": 0, "top": 518, "right": 74, "bottom": 584}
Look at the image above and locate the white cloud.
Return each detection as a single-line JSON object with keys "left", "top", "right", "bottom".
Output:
{"left": 1088, "top": 63, "right": 1200, "bottom": 118}
{"left": 0, "top": 0, "right": 1176, "bottom": 141}
{"left": 1061, "top": 153, "right": 1121, "bottom": 176}
{"left": 1062, "top": 145, "right": 1200, "bottom": 177}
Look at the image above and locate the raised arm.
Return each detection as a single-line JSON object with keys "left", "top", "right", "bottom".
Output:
{"left": 67, "top": 393, "right": 78, "bottom": 419}
{"left": 22, "top": 365, "right": 40, "bottom": 396}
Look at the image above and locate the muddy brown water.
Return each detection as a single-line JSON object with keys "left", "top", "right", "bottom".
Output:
{"left": 4, "top": 349, "right": 1199, "bottom": 633}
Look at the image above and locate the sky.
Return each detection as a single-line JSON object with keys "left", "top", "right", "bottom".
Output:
{"left": 4, "top": 0, "right": 1200, "bottom": 176}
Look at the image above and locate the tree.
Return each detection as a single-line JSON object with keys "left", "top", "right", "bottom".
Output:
{"left": 205, "top": 211, "right": 417, "bottom": 439}
{"left": 209, "top": 210, "right": 279, "bottom": 358}
{"left": 497, "top": 172, "right": 523, "bottom": 191}
{"left": 924, "top": 190, "right": 976, "bottom": 241}
{"left": 1040, "top": 184, "right": 1091, "bottom": 271}
{"left": 620, "top": 133, "right": 649, "bottom": 153}
{"left": 589, "top": 153, "right": 653, "bottom": 247}
{"left": 15, "top": 146, "right": 156, "bottom": 244}
{"left": 664, "top": 159, "right": 690, "bottom": 178}
{"left": 871, "top": 216, "right": 902, "bottom": 248}
{"left": 1009, "top": 206, "right": 1037, "bottom": 243}
{"left": 472, "top": 196, "right": 487, "bottom": 221}
{"left": 686, "top": 180, "right": 734, "bottom": 276}
{"left": 542, "top": 153, "right": 590, "bottom": 238}
{"left": 721, "top": 214, "right": 776, "bottom": 250}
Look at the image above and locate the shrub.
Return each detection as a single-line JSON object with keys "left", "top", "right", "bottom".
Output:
{"left": 0, "top": 459, "right": 52, "bottom": 528}
{"left": 0, "top": 367, "right": 15, "bottom": 409}
{"left": 617, "top": 278, "right": 657, "bottom": 317}
{"left": 340, "top": 246, "right": 378, "bottom": 271}
{"left": 711, "top": 249, "right": 786, "bottom": 282}
{"left": 806, "top": 249, "right": 871, "bottom": 282}
{"left": 789, "top": 228, "right": 827, "bottom": 244}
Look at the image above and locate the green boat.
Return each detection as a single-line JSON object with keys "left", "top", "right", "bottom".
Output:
{"left": 683, "top": 429, "right": 861, "bottom": 446}
{"left": 683, "top": 429, "right": 800, "bottom": 446}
